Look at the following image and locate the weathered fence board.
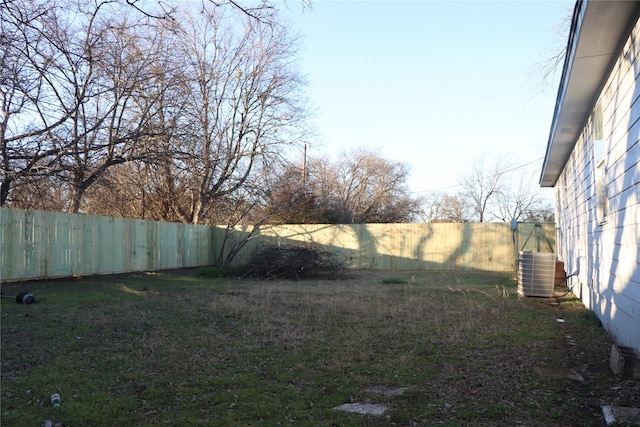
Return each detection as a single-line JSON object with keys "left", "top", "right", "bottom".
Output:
{"left": 0, "top": 208, "right": 214, "bottom": 281}
{"left": 215, "top": 222, "right": 555, "bottom": 273}
{"left": 1, "top": 208, "right": 554, "bottom": 281}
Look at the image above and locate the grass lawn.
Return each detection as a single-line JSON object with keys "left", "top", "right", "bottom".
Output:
{"left": 1, "top": 269, "right": 638, "bottom": 426}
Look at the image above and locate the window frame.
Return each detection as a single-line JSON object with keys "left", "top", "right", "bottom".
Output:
{"left": 593, "top": 103, "right": 608, "bottom": 224}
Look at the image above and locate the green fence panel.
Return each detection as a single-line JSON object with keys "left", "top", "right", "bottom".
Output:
{"left": 1, "top": 207, "right": 555, "bottom": 281}
{"left": 0, "top": 208, "right": 217, "bottom": 282}
{"left": 217, "top": 222, "right": 555, "bottom": 273}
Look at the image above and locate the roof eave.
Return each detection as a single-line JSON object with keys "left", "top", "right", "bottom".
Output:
{"left": 539, "top": 0, "right": 640, "bottom": 187}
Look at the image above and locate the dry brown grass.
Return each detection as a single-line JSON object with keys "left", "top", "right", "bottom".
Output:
{"left": 1, "top": 269, "right": 637, "bottom": 426}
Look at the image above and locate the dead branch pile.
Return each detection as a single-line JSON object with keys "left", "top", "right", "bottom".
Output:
{"left": 241, "top": 244, "right": 346, "bottom": 280}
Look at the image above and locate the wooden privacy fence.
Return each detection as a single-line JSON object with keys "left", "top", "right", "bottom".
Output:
{"left": 1, "top": 208, "right": 555, "bottom": 282}
{"left": 1, "top": 208, "right": 214, "bottom": 281}
{"left": 216, "top": 222, "right": 555, "bottom": 272}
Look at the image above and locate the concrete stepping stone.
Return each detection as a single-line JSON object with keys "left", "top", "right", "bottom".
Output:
{"left": 334, "top": 386, "right": 410, "bottom": 416}
{"left": 334, "top": 403, "right": 387, "bottom": 416}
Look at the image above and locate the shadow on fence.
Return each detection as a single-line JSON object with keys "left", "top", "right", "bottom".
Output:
{"left": 1, "top": 208, "right": 555, "bottom": 282}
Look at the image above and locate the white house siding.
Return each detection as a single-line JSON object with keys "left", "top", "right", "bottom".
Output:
{"left": 555, "top": 16, "right": 640, "bottom": 350}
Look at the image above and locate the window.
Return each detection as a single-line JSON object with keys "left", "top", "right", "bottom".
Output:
{"left": 594, "top": 104, "right": 607, "bottom": 224}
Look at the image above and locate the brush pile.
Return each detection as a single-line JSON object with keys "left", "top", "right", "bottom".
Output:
{"left": 241, "top": 244, "right": 346, "bottom": 280}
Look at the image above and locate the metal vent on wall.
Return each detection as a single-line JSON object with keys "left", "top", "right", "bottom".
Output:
{"left": 517, "top": 251, "right": 556, "bottom": 298}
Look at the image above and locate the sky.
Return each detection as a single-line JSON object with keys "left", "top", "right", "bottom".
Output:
{"left": 280, "top": 0, "right": 574, "bottom": 197}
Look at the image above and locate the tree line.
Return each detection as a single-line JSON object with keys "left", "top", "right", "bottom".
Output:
{"left": 1, "top": 0, "right": 552, "bottom": 225}
{"left": 2, "top": 0, "right": 306, "bottom": 224}
{"left": 421, "top": 154, "right": 554, "bottom": 223}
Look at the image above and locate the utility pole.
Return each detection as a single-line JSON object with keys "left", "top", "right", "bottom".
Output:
{"left": 302, "top": 143, "right": 307, "bottom": 192}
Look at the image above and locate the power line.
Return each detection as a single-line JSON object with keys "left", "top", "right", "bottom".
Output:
{"left": 410, "top": 157, "right": 544, "bottom": 194}
{"left": 496, "top": 157, "right": 544, "bottom": 176}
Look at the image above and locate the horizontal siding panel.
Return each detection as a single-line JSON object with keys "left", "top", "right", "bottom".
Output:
{"left": 608, "top": 140, "right": 639, "bottom": 197}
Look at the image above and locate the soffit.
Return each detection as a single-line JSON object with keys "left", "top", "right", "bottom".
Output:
{"left": 540, "top": 1, "right": 640, "bottom": 187}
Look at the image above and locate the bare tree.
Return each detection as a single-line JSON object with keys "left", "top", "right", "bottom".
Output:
{"left": 1, "top": 0, "right": 171, "bottom": 211}
{"left": 83, "top": 160, "right": 159, "bottom": 219}
{"left": 458, "top": 154, "right": 510, "bottom": 222}
{"left": 78, "top": 8, "right": 190, "bottom": 219}
{"left": 1, "top": 0, "right": 77, "bottom": 207}
{"left": 419, "top": 192, "right": 470, "bottom": 223}
{"left": 5, "top": 0, "right": 309, "bottom": 221}
{"left": 259, "top": 148, "right": 421, "bottom": 224}
{"left": 457, "top": 154, "right": 555, "bottom": 223}
{"left": 492, "top": 163, "right": 552, "bottom": 222}
{"left": 262, "top": 161, "right": 343, "bottom": 224}
{"left": 208, "top": 0, "right": 313, "bottom": 24}
{"left": 146, "top": 4, "right": 308, "bottom": 224}
{"left": 310, "top": 148, "right": 421, "bottom": 223}
{"left": 60, "top": 6, "right": 171, "bottom": 213}
{"left": 529, "top": 3, "right": 573, "bottom": 97}
{"left": 521, "top": 204, "right": 554, "bottom": 223}
{"left": 265, "top": 163, "right": 319, "bottom": 223}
